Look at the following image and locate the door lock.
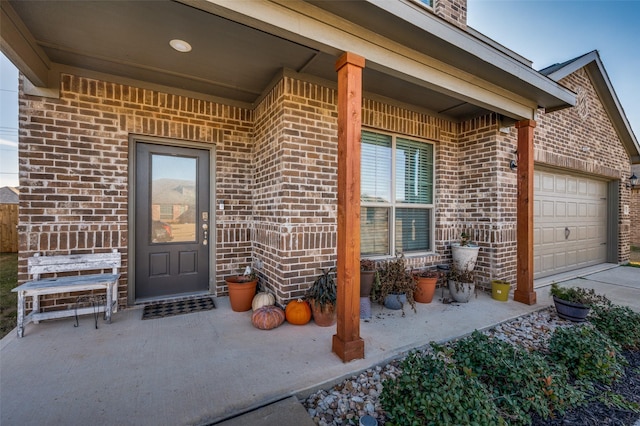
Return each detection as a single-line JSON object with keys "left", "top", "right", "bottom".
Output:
{"left": 202, "top": 223, "right": 209, "bottom": 246}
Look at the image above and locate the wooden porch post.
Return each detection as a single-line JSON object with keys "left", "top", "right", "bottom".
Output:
{"left": 514, "top": 119, "right": 537, "bottom": 305}
{"left": 332, "top": 52, "right": 365, "bottom": 362}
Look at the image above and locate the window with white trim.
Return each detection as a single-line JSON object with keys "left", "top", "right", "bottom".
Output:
{"left": 361, "top": 130, "right": 434, "bottom": 256}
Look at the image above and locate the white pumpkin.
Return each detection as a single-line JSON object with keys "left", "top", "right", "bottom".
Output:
{"left": 252, "top": 291, "right": 275, "bottom": 311}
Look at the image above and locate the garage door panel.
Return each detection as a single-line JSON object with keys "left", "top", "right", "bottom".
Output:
{"left": 534, "top": 169, "right": 607, "bottom": 278}
{"left": 578, "top": 180, "right": 588, "bottom": 195}
{"left": 542, "top": 200, "right": 554, "bottom": 217}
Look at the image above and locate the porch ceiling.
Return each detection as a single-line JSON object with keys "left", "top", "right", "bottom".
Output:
{"left": 2, "top": 0, "right": 571, "bottom": 121}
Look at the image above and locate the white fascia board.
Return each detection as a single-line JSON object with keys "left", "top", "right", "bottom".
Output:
{"left": 369, "top": 0, "right": 574, "bottom": 107}
{"left": 196, "top": 0, "right": 539, "bottom": 120}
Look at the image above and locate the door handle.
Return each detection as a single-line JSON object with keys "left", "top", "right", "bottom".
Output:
{"left": 202, "top": 223, "right": 209, "bottom": 246}
{"left": 565, "top": 227, "right": 570, "bottom": 240}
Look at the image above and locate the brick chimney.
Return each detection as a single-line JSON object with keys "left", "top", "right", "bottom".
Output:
{"left": 433, "top": 0, "right": 467, "bottom": 30}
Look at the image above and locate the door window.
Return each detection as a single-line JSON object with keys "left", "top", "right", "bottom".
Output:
{"left": 150, "top": 154, "right": 197, "bottom": 243}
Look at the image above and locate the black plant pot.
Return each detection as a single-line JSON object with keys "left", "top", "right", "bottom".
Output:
{"left": 553, "top": 296, "right": 590, "bottom": 322}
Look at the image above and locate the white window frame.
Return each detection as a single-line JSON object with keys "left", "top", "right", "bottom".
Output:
{"left": 360, "top": 129, "right": 436, "bottom": 257}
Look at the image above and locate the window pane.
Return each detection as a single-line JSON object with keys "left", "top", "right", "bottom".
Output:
{"left": 361, "top": 206, "right": 389, "bottom": 255}
{"left": 396, "top": 138, "right": 433, "bottom": 204}
{"left": 151, "top": 154, "right": 197, "bottom": 243}
{"left": 395, "top": 208, "right": 431, "bottom": 252}
{"left": 361, "top": 131, "right": 392, "bottom": 203}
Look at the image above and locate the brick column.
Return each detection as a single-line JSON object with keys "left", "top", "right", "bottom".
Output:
{"left": 332, "top": 52, "right": 365, "bottom": 362}
{"left": 514, "top": 119, "right": 537, "bottom": 305}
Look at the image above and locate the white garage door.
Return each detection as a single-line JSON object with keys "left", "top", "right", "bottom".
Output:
{"left": 533, "top": 169, "right": 608, "bottom": 278}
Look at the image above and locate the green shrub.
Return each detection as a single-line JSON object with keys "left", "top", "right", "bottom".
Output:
{"left": 381, "top": 350, "right": 504, "bottom": 426}
{"left": 590, "top": 305, "right": 640, "bottom": 350}
{"left": 549, "top": 282, "right": 611, "bottom": 307}
{"left": 548, "top": 325, "right": 627, "bottom": 384}
{"left": 451, "top": 331, "right": 583, "bottom": 425}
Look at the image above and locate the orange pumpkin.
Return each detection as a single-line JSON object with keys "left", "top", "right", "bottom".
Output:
{"left": 285, "top": 299, "right": 311, "bottom": 325}
{"left": 251, "top": 306, "right": 285, "bottom": 330}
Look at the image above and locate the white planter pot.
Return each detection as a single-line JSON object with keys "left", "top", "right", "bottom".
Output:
{"left": 451, "top": 243, "right": 480, "bottom": 272}
{"left": 448, "top": 280, "right": 475, "bottom": 303}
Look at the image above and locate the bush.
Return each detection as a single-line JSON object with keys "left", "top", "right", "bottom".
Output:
{"left": 590, "top": 305, "right": 640, "bottom": 350}
{"left": 381, "top": 350, "right": 503, "bottom": 426}
{"left": 451, "top": 331, "right": 583, "bottom": 425}
{"left": 548, "top": 325, "right": 627, "bottom": 384}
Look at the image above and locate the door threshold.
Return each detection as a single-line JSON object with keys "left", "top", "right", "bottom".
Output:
{"left": 135, "top": 291, "right": 212, "bottom": 306}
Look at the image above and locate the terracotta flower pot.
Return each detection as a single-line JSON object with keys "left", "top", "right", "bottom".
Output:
{"left": 226, "top": 276, "right": 257, "bottom": 312}
{"left": 360, "top": 270, "right": 376, "bottom": 297}
{"left": 309, "top": 300, "right": 337, "bottom": 327}
{"left": 414, "top": 277, "right": 437, "bottom": 303}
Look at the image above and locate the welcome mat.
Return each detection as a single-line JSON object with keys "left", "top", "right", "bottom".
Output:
{"left": 142, "top": 297, "right": 216, "bottom": 320}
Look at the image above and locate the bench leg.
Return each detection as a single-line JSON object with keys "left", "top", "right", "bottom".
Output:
{"left": 105, "top": 283, "right": 113, "bottom": 324}
{"left": 32, "top": 294, "right": 40, "bottom": 324}
{"left": 16, "top": 291, "right": 25, "bottom": 338}
{"left": 111, "top": 281, "right": 118, "bottom": 313}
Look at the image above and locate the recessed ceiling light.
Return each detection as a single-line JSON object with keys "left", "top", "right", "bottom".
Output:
{"left": 169, "top": 39, "right": 192, "bottom": 53}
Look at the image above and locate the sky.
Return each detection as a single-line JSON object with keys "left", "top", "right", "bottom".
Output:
{"left": 0, "top": 53, "right": 18, "bottom": 187}
{"left": 467, "top": 0, "right": 639, "bottom": 140}
{"left": 0, "top": 0, "right": 638, "bottom": 187}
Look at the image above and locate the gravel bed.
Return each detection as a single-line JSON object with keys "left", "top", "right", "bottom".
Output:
{"left": 302, "top": 307, "right": 640, "bottom": 425}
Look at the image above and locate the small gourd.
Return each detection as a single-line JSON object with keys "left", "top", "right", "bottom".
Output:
{"left": 251, "top": 305, "right": 285, "bottom": 330}
{"left": 285, "top": 299, "right": 312, "bottom": 325}
{"left": 252, "top": 291, "right": 275, "bottom": 311}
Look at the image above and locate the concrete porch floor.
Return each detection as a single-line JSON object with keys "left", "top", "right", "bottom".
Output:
{"left": 1, "top": 266, "right": 639, "bottom": 426}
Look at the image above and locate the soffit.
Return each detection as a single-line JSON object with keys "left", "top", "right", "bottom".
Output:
{"left": 3, "top": 0, "right": 570, "bottom": 122}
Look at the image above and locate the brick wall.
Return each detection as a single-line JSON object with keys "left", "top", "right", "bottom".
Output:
{"left": 19, "top": 73, "right": 254, "bottom": 310}
{"left": 534, "top": 68, "right": 632, "bottom": 263}
{"left": 17, "top": 70, "right": 509, "bottom": 310}
{"left": 453, "top": 115, "right": 518, "bottom": 288}
{"left": 252, "top": 77, "right": 340, "bottom": 303}
{"left": 434, "top": 0, "right": 467, "bottom": 30}
{"left": 18, "top": 63, "right": 631, "bottom": 311}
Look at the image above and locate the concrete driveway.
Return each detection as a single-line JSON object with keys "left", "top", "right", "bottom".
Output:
{"left": 1, "top": 265, "right": 638, "bottom": 425}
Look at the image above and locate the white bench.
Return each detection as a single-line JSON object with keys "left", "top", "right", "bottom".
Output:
{"left": 12, "top": 250, "right": 121, "bottom": 337}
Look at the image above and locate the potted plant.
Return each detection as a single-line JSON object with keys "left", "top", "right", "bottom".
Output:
{"left": 549, "top": 282, "right": 610, "bottom": 322}
{"left": 360, "top": 259, "right": 378, "bottom": 319}
{"left": 451, "top": 232, "right": 480, "bottom": 272}
{"left": 447, "top": 264, "right": 475, "bottom": 303}
{"left": 413, "top": 269, "right": 440, "bottom": 304}
{"left": 376, "top": 253, "right": 416, "bottom": 313}
{"left": 360, "top": 259, "right": 377, "bottom": 298}
{"left": 306, "top": 267, "right": 337, "bottom": 327}
{"left": 225, "top": 266, "right": 258, "bottom": 312}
